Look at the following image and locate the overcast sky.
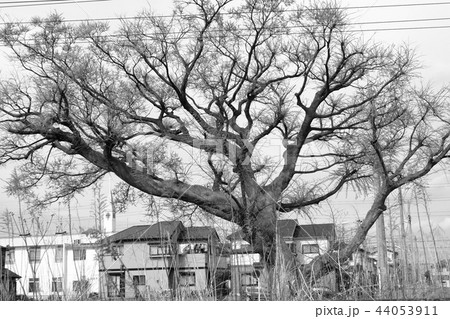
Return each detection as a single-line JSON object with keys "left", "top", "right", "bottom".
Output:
{"left": 0, "top": 0, "right": 449, "bottom": 241}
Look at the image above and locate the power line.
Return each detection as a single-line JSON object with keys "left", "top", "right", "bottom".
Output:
{"left": 1, "top": 24, "right": 449, "bottom": 49}
{"left": 0, "top": 0, "right": 87, "bottom": 4}
{"left": 0, "top": 0, "right": 109, "bottom": 9}
{"left": 2, "top": 10, "right": 450, "bottom": 28}
{"left": 53, "top": 1, "right": 450, "bottom": 18}
{"left": 341, "top": 1, "right": 450, "bottom": 10}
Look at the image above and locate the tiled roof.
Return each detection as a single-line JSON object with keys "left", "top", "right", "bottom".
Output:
{"left": 294, "top": 223, "right": 336, "bottom": 239}
{"left": 276, "top": 219, "right": 298, "bottom": 238}
{"left": 107, "top": 221, "right": 183, "bottom": 243}
{"left": 227, "top": 220, "right": 298, "bottom": 241}
{"left": 180, "top": 226, "right": 217, "bottom": 241}
{"left": 226, "top": 229, "right": 245, "bottom": 241}
{"left": 2, "top": 268, "right": 21, "bottom": 279}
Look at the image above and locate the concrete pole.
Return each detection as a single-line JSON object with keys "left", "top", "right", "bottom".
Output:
{"left": 376, "top": 213, "right": 390, "bottom": 298}
{"left": 398, "top": 188, "right": 409, "bottom": 287}
{"left": 388, "top": 206, "right": 398, "bottom": 298}
{"left": 407, "top": 203, "right": 417, "bottom": 283}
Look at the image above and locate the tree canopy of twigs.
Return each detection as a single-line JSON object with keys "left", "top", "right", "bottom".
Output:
{"left": 0, "top": 0, "right": 449, "bottom": 268}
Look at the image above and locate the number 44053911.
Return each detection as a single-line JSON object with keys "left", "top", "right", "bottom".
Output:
{"left": 375, "top": 306, "right": 437, "bottom": 316}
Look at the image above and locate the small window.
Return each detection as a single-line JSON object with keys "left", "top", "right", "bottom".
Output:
{"left": 73, "top": 247, "right": 86, "bottom": 260}
{"left": 52, "top": 277, "right": 63, "bottom": 292}
{"left": 133, "top": 275, "right": 145, "bottom": 286}
{"left": 302, "top": 244, "right": 320, "bottom": 254}
{"left": 28, "top": 247, "right": 41, "bottom": 263}
{"left": 55, "top": 246, "right": 63, "bottom": 263}
{"left": 5, "top": 248, "right": 15, "bottom": 264}
{"left": 29, "top": 278, "right": 40, "bottom": 293}
{"left": 179, "top": 272, "right": 195, "bottom": 287}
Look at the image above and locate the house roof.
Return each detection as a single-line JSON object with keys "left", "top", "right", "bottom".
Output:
{"left": 294, "top": 223, "right": 336, "bottom": 239}
{"left": 180, "top": 226, "right": 218, "bottom": 241}
{"left": 226, "top": 229, "right": 245, "bottom": 241}
{"left": 332, "top": 241, "right": 366, "bottom": 253}
{"left": 227, "top": 219, "right": 298, "bottom": 241}
{"left": 2, "top": 269, "right": 21, "bottom": 279}
{"left": 276, "top": 219, "right": 298, "bottom": 239}
{"left": 107, "top": 221, "right": 183, "bottom": 243}
{"left": 227, "top": 222, "right": 336, "bottom": 242}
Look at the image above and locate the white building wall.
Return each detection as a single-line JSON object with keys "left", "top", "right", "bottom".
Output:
{"left": 0, "top": 234, "right": 100, "bottom": 300}
{"left": 294, "top": 238, "right": 330, "bottom": 265}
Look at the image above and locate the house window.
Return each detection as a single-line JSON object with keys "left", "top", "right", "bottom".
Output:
{"left": 179, "top": 272, "right": 195, "bottom": 287}
{"left": 29, "top": 278, "right": 40, "bottom": 293}
{"left": 55, "top": 246, "right": 63, "bottom": 263}
{"left": 302, "top": 244, "right": 320, "bottom": 254}
{"left": 52, "top": 277, "right": 63, "bottom": 292}
{"left": 133, "top": 275, "right": 146, "bottom": 286}
{"left": 241, "top": 273, "right": 258, "bottom": 287}
{"left": 28, "top": 246, "right": 41, "bottom": 263}
{"left": 149, "top": 244, "right": 172, "bottom": 256}
{"left": 107, "top": 274, "right": 125, "bottom": 298}
{"left": 73, "top": 247, "right": 87, "bottom": 260}
{"left": 5, "top": 248, "right": 15, "bottom": 264}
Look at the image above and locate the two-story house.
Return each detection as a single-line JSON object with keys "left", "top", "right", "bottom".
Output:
{"left": 276, "top": 220, "right": 336, "bottom": 263}
{"left": 99, "top": 221, "right": 226, "bottom": 299}
{"left": 226, "top": 221, "right": 337, "bottom": 299}
{"left": 0, "top": 233, "right": 101, "bottom": 300}
{"left": 277, "top": 220, "right": 337, "bottom": 292}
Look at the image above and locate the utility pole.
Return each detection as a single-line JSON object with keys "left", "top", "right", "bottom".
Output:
{"left": 376, "top": 212, "right": 390, "bottom": 298}
{"left": 398, "top": 188, "right": 409, "bottom": 285}
{"left": 423, "top": 189, "right": 442, "bottom": 288}
{"left": 388, "top": 205, "right": 398, "bottom": 298}
{"left": 398, "top": 188, "right": 408, "bottom": 296}
{"left": 407, "top": 202, "right": 417, "bottom": 283}
{"left": 414, "top": 237, "right": 421, "bottom": 284}
{"left": 414, "top": 189, "right": 429, "bottom": 284}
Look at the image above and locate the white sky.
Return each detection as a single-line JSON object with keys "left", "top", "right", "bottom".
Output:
{"left": 0, "top": 0, "right": 449, "bottom": 245}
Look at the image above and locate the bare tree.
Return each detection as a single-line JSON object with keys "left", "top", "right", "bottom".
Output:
{"left": 305, "top": 83, "right": 450, "bottom": 278}
{"left": 0, "top": 0, "right": 449, "bottom": 271}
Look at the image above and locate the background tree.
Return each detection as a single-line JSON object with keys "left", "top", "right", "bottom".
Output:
{"left": 0, "top": 0, "right": 449, "bottom": 272}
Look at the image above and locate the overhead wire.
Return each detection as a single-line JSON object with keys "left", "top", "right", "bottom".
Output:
{"left": 1, "top": 23, "right": 450, "bottom": 49}
{"left": 0, "top": 0, "right": 109, "bottom": 9}
{"left": 0, "top": 1, "right": 449, "bottom": 48}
